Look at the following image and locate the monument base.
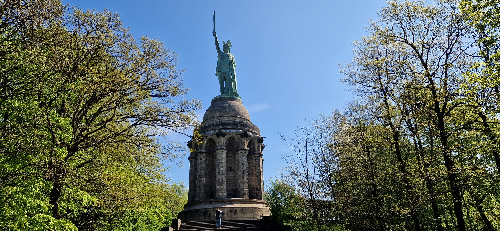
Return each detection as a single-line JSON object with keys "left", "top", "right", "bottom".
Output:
{"left": 178, "top": 199, "right": 270, "bottom": 222}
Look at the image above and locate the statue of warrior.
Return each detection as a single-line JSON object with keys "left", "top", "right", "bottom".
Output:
{"left": 213, "top": 11, "right": 239, "bottom": 98}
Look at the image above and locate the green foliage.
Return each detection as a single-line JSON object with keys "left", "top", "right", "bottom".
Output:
{"left": 0, "top": 0, "right": 198, "bottom": 230}
{"left": 280, "top": 0, "right": 500, "bottom": 231}
{"left": 113, "top": 209, "right": 174, "bottom": 231}
{"left": 264, "top": 180, "right": 304, "bottom": 230}
{"left": 460, "top": 0, "right": 500, "bottom": 87}
{"left": 459, "top": 0, "right": 500, "bottom": 176}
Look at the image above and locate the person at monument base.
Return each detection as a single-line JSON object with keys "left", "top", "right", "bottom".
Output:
{"left": 215, "top": 208, "right": 223, "bottom": 229}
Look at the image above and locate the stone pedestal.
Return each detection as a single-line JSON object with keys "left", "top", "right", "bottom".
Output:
{"left": 178, "top": 199, "right": 270, "bottom": 222}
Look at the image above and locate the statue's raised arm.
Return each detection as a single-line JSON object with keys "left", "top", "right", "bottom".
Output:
{"left": 214, "top": 33, "right": 221, "bottom": 53}
{"left": 213, "top": 11, "right": 221, "bottom": 53}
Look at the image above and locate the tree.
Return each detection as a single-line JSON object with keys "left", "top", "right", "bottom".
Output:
{"left": 264, "top": 180, "right": 306, "bottom": 231}
{"left": 342, "top": 1, "right": 476, "bottom": 230}
{"left": 279, "top": 0, "right": 500, "bottom": 230}
{"left": 0, "top": 0, "right": 200, "bottom": 230}
{"left": 460, "top": 0, "right": 500, "bottom": 87}
{"left": 459, "top": 0, "right": 500, "bottom": 175}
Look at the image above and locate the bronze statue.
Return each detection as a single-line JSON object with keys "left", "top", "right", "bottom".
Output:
{"left": 213, "top": 11, "right": 239, "bottom": 98}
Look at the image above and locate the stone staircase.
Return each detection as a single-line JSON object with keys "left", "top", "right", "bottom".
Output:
{"left": 178, "top": 219, "right": 263, "bottom": 230}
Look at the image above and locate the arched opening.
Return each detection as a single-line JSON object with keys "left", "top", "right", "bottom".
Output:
{"left": 206, "top": 139, "right": 217, "bottom": 200}
{"left": 226, "top": 137, "right": 237, "bottom": 198}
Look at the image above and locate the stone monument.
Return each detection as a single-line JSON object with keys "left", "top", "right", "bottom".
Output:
{"left": 177, "top": 12, "right": 270, "bottom": 222}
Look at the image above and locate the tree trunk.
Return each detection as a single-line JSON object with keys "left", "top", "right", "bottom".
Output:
{"left": 391, "top": 129, "right": 421, "bottom": 231}
{"left": 437, "top": 114, "right": 466, "bottom": 231}
{"left": 381, "top": 94, "right": 421, "bottom": 231}
{"left": 410, "top": 123, "right": 444, "bottom": 231}
{"left": 427, "top": 179, "right": 444, "bottom": 231}
{"left": 49, "top": 180, "right": 62, "bottom": 219}
{"left": 476, "top": 198, "right": 494, "bottom": 231}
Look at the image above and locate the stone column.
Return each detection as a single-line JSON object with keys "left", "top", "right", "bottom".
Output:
{"left": 236, "top": 148, "right": 249, "bottom": 198}
{"left": 195, "top": 152, "right": 207, "bottom": 202}
{"left": 188, "top": 155, "right": 197, "bottom": 203}
{"left": 215, "top": 148, "right": 227, "bottom": 199}
{"left": 254, "top": 152, "right": 264, "bottom": 200}
{"left": 258, "top": 153, "right": 264, "bottom": 200}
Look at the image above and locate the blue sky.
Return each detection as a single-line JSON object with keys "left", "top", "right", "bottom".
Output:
{"left": 64, "top": 0, "right": 389, "bottom": 187}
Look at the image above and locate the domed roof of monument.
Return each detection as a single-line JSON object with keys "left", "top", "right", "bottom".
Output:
{"left": 200, "top": 97, "right": 260, "bottom": 135}
{"left": 203, "top": 97, "right": 251, "bottom": 122}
